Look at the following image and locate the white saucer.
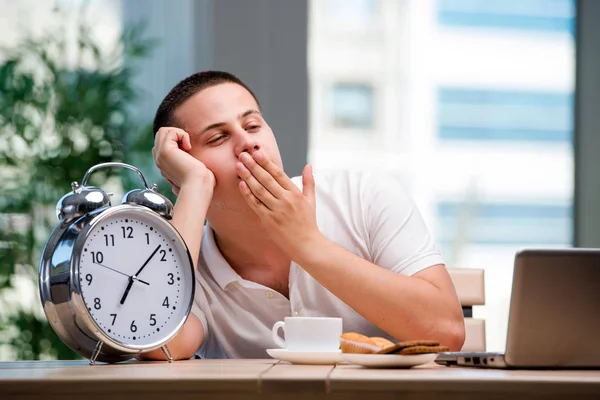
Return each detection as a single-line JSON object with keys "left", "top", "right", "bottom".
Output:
{"left": 342, "top": 353, "right": 437, "bottom": 368}
{"left": 266, "top": 348, "right": 344, "bottom": 365}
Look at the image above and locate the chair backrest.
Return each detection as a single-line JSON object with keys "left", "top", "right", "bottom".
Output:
{"left": 447, "top": 268, "right": 486, "bottom": 351}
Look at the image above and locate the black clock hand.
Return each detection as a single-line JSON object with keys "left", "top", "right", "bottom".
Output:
{"left": 119, "top": 245, "right": 161, "bottom": 305}
{"left": 132, "top": 276, "right": 150, "bottom": 286}
{"left": 119, "top": 277, "right": 134, "bottom": 305}
{"left": 95, "top": 262, "right": 150, "bottom": 285}
{"left": 133, "top": 244, "right": 161, "bottom": 278}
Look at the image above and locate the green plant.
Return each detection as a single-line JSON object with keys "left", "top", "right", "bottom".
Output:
{"left": 0, "top": 8, "right": 157, "bottom": 360}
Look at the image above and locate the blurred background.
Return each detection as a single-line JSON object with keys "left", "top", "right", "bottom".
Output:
{"left": 1, "top": 0, "right": 597, "bottom": 360}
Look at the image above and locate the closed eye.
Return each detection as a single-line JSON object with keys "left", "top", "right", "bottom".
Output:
{"left": 207, "top": 135, "right": 226, "bottom": 144}
{"left": 246, "top": 125, "right": 260, "bottom": 132}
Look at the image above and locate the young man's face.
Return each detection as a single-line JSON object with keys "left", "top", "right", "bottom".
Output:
{"left": 174, "top": 82, "right": 283, "bottom": 211}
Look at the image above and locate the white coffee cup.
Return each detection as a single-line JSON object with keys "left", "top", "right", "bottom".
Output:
{"left": 271, "top": 317, "right": 343, "bottom": 352}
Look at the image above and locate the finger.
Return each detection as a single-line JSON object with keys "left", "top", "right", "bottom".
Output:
{"left": 159, "top": 127, "right": 191, "bottom": 151}
{"left": 236, "top": 161, "right": 277, "bottom": 210}
{"left": 164, "top": 128, "right": 188, "bottom": 151}
{"left": 248, "top": 150, "right": 299, "bottom": 193}
{"left": 239, "top": 180, "right": 267, "bottom": 214}
{"left": 302, "top": 164, "right": 315, "bottom": 206}
{"left": 239, "top": 152, "right": 286, "bottom": 198}
{"left": 183, "top": 131, "right": 192, "bottom": 150}
{"left": 178, "top": 130, "right": 192, "bottom": 151}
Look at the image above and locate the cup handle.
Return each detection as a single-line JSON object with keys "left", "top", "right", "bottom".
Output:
{"left": 272, "top": 321, "right": 286, "bottom": 348}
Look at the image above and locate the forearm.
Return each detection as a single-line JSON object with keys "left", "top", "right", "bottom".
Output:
{"left": 140, "top": 180, "right": 212, "bottom": 361}
{"left": 138, "top": 312, "right": 205, "bottom": 361}
{"left": 297, "top": 237, "right": 464, "bottom": 350}
{"left": 171, "top": 178, "right": 213, "bottom": 269}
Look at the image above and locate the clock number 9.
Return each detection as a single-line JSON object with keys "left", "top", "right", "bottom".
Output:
{"left": 85, "top": 274, "right": 93, "bottom": 286}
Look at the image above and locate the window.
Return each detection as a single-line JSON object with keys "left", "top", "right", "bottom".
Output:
{"left": 437, "top": 201, "right": 572, "bottom": 249}
{"left": 438, "top": 88, "right": 573, "bottom": 142}
{"left": 438, "top": 0, "right": 575, "bottom": 34}
{"left": 309, "top": 0, "right": 575, "bottom": 352}
{"left": 323, "top": 0, "right": 378, "bottom": 25}
{"left": 331, "top": 83, "right": 374, "bottom": 130}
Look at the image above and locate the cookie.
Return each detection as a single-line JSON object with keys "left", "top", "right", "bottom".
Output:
{"left": 340, "top": 333, "right": 382, "bottom": 354}
{"left": 371, "top": 337, "right": 395, "bottom": 349}
{"left": 397, "top": 345, "right": 449, "bottom": 355}
{"left": 377, "top": 340, "right": 441, "bottom": 354}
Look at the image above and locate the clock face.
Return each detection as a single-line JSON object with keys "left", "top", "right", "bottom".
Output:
{"left": 77, "top": 207, "right": 194, "bottom": 348}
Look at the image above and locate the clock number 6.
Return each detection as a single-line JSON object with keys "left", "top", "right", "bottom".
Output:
{"left": 130, "top": 320, "right": 137, "bottom": 332}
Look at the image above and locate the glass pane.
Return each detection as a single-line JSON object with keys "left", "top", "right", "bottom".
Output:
{"left": 331, "top": 83, "right": 374, "bottom": 129}
{"left": 323, "top": 0, "right": 378, "bottom": 24}
{"left": 309, "top": 0, "right": 575, "bottom": 351}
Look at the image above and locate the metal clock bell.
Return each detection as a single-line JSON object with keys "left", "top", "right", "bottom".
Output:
{"left": 39, "top": 162, "right": 195, "bottom": 364}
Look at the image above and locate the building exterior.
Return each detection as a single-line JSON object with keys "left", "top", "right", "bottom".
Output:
{"left": 309, "top": 0, "right": 575, "bottom": 351}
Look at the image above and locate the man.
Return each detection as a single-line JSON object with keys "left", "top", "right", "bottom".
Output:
{"left": 142, "top": 71, "right": 465, "bottom": 360}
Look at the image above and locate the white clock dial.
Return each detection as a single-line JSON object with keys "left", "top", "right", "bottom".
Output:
{"left": 78, "top": 209, "right": 194, "bottom": 347}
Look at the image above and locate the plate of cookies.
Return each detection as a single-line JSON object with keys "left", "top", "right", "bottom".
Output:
{"left": 340, "top": 333, "right": 449, "bottom": 368}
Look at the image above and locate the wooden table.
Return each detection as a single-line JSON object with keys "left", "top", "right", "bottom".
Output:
{"left": 1, "top": 359, "right": 600, "bottom": 399}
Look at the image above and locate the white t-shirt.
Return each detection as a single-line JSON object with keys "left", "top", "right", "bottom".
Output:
{"left": 191, "top": 170, "right": 444, "bottom": 358}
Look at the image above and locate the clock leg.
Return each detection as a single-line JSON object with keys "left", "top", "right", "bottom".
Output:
{"left": 89, "top": 341, "right": 104, "bottom": 365}
{"left": 161, "top": 345, "right": 173, "bottom": 363}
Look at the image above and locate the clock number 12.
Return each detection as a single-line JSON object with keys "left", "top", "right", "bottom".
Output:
{"left": 121, "top": 226, "right": 133, "bottom": 239}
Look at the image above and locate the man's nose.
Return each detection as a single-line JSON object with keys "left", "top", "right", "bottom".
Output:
{"left": 235, "top": 131, "right": 260, "bottom": 156}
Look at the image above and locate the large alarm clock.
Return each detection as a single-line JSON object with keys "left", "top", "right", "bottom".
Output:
{"left": 39, "top": 162, "right": 195, "bottom": 364}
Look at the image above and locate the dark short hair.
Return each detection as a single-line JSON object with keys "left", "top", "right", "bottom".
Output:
{"left": 153, "top": 70, "right": 260, "bottom": 137}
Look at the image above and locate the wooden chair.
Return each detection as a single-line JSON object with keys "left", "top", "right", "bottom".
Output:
{"left": 448, "top": 268, "right": 486, "bottom": 351}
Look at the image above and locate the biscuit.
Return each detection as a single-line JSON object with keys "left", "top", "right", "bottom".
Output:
{"left": 377, "top": 340, "right": 441, "bottom": 354}
{"left": 397, "top": 345, "right": 449, "bottom": 355}
{"left": 340, "top": 333, "right": 382, "bottom": 354}
{"left": 370, "top": 337, "right": 395, "bottom": 351}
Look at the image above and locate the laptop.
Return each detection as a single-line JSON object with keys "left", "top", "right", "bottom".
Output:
{"left": 436, "top": 248, "right": 600, "bottom": 369}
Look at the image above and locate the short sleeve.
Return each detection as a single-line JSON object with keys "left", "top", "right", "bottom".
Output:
{"left": 362, "top": 172, "right": 444, "bottom": 276}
